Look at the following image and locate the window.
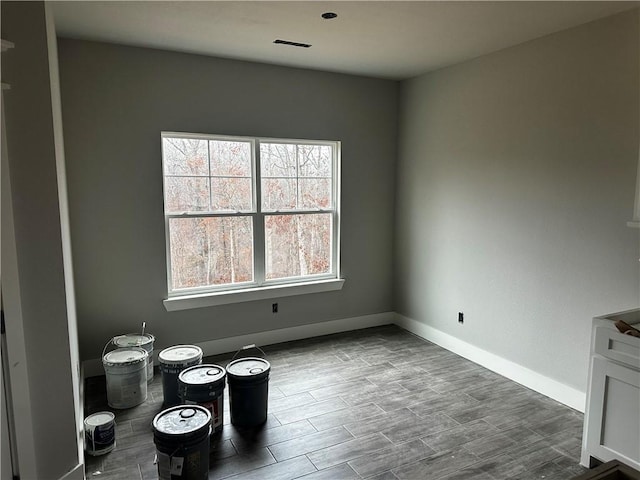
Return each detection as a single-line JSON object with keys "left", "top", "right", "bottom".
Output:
{"left": 162, "top": 133, "right": 341, "bottom": 307}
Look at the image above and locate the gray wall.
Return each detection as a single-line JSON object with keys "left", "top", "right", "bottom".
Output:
{"left": 395, "top": 10, "right": 639, "bottom": 393}
{"left": 2, "top": 2, "right": 80, "bottom": 478}
{"left": 57, "top": 40, "right": 398, "bottom": 361}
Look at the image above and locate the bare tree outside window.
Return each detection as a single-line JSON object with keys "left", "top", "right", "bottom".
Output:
{"left": 162, "top": 133, "right": 339, "bottom": 295}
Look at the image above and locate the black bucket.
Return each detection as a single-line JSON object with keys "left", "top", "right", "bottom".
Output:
{"left": 226, "top": 345, "right": 270, "bottom": 427}
{"left": 178, "top": 364, "right": 226, "bottom": 434}
{"left": 158, "top": 345, "right": 203, "bottom": 408}
{"left": 152, "top": 405, "right": 211, "bottom": 480}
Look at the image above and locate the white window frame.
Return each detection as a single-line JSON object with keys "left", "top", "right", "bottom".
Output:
{"left": 161, "top": 132, "right": 344, "bottom": 311}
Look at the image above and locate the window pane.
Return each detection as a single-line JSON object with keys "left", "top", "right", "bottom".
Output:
{"left": 260, "top": 143, "right": 296, "bottom": 177}
{"left": 265, "top": 213, "right": 332, "bottom": 280}
{"left": 211, "top": 178, "right": 252, "bottom": 211}
{"left": 298, "top": 145, "right": 332, "bottom": 177}
{"left": 209, "top": 140, "right": 251, "bottom": 177}
{"left": 163, "top": 138, "right": 208, "bottom": 176}
{"left": 299, "top": 178, "right": 332, "bottom": 209}
{"left": 164, "top": 177, "right": 210, "bottom": 213}
{"left": 169, "top": 216, "right": 253, "bottom": 289}
{"left": 262, "top": 178, "right": 297, "bottom": 211}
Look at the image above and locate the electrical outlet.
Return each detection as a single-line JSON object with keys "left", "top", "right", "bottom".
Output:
{"left": 458, "top": 312, "right": 464, "bottom": 324}
{"left": 272, "top": 303, "right": 278, "bottom": 313}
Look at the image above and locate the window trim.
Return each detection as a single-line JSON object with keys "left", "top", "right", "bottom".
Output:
{"left": 161, "top": 132, "right": 342, "bottom": 308}
{"left": 163, "top": 278, "right": 345, "bottom": 311}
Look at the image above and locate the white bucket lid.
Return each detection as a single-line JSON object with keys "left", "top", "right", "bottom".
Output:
{"left": 153, "top": 405, "right": 211, "bottom": 436}
{"left": 113, "top": 333, "right": 155, "bottom": 348}
{"left": 85, "top": 411, "right": 115, "bottom": 427}
{"left": 159, "top": 345, "right": 203, "bottom": 365}
{"left": 227, "top": 357, "right": 270, "bottom": 377}
{"left": 103, "top": 347, "right": 147, "bottom": 366}
{"left": 179, "top": 364, "right": 225, "bottom": 385}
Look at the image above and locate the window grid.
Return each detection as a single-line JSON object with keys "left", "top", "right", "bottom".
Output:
{"left": 162, "top": 132, "right": 340, "bottom": 297}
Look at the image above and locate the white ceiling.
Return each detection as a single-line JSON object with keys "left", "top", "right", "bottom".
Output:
{"left": 52, "top": 1, "right": 639, "bottom": 80}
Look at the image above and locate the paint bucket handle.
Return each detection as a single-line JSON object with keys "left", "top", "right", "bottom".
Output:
{"left": 102, "top": 338, "right": 114, "bottom": 360}
{"left": 230, "top": 344, "right": 266, "bottom": 362}
{"left": 102, "top": 335, "right": 127, "bottom": 359}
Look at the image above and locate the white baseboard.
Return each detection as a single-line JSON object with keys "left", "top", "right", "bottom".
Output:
{"left": 394, "top": 313, "right": 586, "bottom": 412}
{"left": 81, "top": 311, "right": 586, "bottom": 413}
{"left": 82, "top": 312, "right": 394, "bottom": 378}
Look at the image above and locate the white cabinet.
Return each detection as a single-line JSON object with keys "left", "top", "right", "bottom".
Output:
{"left": 581, "top": 309, "right": 640, "bottom": 469}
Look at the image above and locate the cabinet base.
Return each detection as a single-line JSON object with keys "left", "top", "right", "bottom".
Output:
{"left": 572, "top": 460, "right": 640, "bottom": 480}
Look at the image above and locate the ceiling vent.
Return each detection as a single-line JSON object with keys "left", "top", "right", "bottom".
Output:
{"left": 273, "top": 39, "right": 312, "bottom": 48}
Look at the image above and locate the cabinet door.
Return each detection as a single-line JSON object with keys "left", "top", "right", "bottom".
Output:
{"left": 584, "top": 357, "right": 640, "bottom": 470}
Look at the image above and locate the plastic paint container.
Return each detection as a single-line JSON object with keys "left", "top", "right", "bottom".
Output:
{"left": 158, "top": 345, "right": 203, "bottom": 407}
{"left": 226, "top": 347, "right": 270, "bottom": 427}
{"left": 153, "top": 405, "right": 211, "bottom": 480}
{"left": 84, "top": 411, "right": 116, "bottom": 456}
{"left": 103, "top": 347, "right": 148, "bottom": 409}
{"left": 178, "top": 364, "right": 226, "bottom": 433}
{"left": 113, "top": 333, "right": 155, "bottom": 382}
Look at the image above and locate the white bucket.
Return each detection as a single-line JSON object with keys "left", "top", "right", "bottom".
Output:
{"left": 84, "top": 411, "right": 116, "bottom": 456}
{"left": 103, "top": 347, "right": 148, "bottom": 409}
{"left": 113, "top": 333, "right": 155, "bottom": 382}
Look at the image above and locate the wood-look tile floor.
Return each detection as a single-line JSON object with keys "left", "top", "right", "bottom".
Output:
{"left": 84, "top": 325, "right": 588, "bottom": 480}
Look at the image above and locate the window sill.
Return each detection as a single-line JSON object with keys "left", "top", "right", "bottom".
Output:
{"left": 163, "top": 278, "right": 345, "bottom": 311}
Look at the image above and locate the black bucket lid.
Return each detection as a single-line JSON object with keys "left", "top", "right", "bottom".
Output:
{"left": 152, "top": 405, "right": 211, "bottom": 439}
{"left": 226, "top": 357, "right": 270, "bottom": 381}
{"left": 178, "top": 364, "right": 226, "bottom": 386}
